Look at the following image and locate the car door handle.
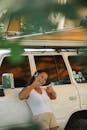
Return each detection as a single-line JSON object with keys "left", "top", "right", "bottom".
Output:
{"left": 69, "top": 96, "right": 77, "bottom": 100}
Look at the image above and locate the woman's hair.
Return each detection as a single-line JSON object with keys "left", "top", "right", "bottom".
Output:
{"left": 28, "top": 70, "right": 50, "bottom": 85}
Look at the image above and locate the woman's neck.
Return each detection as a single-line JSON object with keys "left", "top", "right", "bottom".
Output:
{"left": 34, "top": 87, "right": 42, "bottom": 94}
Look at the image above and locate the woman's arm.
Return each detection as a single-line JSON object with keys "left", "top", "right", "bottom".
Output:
{"left": 19, "top": 85, "right": 34, "bottom": 100}
{"left": 46, "top": 86, "right": 57, "bottom": 100}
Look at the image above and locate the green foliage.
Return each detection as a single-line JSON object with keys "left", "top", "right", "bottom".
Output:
{"left": 51, "top": 3, "right": 77, "bottom": 20}
{"left": 0, "top": 38, "right": 24, "bottom": 65}
{"left": 21, "top": 20, "right": 57, "bottom": 34}
{"left": 1, "top": 0, "right": 82, "bottom": 35}
{"left": 20, "top": 3, "right": 78, "bottom": 34}
{"left": 8, "top": 43, "right": 24, "bottom": 64}
{"left": 61, "top": 4, "right": 77, "bottom": 20}
{"left": 72, "top": 0, "right": 87, "bottom": 7}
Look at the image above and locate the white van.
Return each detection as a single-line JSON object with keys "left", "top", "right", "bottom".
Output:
{"left": 0, "top": 46, "right": 87, "bottom": 130}
{"left": 0, "top": 27, "right": 87, "bottom": 130}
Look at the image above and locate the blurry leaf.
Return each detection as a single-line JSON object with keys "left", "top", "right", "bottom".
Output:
{"left": 0, "top": 38, "right": 24, "bottom": 64}
{"left": 9, "top": 42, "right": 24, "bottom": 64}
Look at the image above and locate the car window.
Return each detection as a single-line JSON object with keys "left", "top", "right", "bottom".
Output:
{"left": 0, "top": 56, "right": 32, "bottom": 88}
{"left": 34, "top": 55, "right": 71, "bottom": 85}
{"left": 68, "top": 55, "right": 87, "bottom": 83}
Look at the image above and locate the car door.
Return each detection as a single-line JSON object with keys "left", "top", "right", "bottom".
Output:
{"left": 33, "top": 53, "right": 80, "bottom": 128}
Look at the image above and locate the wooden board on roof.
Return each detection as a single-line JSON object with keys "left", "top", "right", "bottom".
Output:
{"left": 21, "top": 27, "right": 87, "bottom": 41}
{"left": 7, "top": 27, "right": 87, "bottom": 49}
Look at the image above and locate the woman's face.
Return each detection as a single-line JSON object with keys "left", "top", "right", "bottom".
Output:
{"left": 35, "top": 72, "right": 48, "bottom": 86}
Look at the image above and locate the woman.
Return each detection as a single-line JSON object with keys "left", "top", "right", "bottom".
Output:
{"left": 19, "top": 70, "right": 58, "bottom": 130}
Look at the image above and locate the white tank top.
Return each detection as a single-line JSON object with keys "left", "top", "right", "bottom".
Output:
{"left": 27, "top": 88, "right": 52, "bottom": 115}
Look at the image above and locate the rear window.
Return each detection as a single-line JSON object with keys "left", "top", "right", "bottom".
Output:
{"left": 0, "top": 56, "right": 31, "bottom": 88}
{"left": 68, "top": 56, "right": 87, "bottom": 83}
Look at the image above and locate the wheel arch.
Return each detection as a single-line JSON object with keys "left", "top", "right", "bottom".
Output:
{"left": 64, "top": 110, "right": 87, "bottom": 130}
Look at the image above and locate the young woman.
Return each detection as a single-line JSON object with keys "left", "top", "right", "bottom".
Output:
{"left": 19, "top": 70, "right": 58, "bottom": 130}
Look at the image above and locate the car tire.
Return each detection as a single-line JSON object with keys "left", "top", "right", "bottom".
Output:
{"left": 65, "top": 118, "right": 87, "bottom": 130}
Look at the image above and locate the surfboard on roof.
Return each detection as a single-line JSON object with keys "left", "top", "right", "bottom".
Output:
{"left": 7, "top": 27, "right": 87, "bottom": 49}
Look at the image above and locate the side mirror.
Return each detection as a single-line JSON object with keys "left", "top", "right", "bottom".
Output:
{"left": 2, "top": 73, "right": 14, "bottom": 89}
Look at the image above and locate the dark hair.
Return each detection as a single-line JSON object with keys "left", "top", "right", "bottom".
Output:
{"left": 28, "top": 70, "right": 50, "bottom": 85}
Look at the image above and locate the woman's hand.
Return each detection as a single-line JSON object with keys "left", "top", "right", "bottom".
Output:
{"left": 46, "top": 86, "right": 57, "bottom": 100}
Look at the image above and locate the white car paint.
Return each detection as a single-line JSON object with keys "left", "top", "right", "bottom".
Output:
{"left": 0, "top": 49, "right": 87, "bottom": 130}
